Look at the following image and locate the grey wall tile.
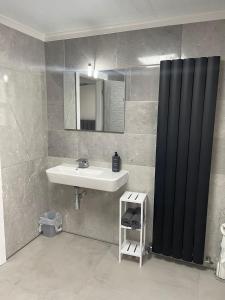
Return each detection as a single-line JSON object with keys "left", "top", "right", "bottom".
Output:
{"left": 2, "top": 158, "right": 48, "bottom": 257}
{"left": 218, "top": 61, "right": 225, "bottom": 101}
{"left": 207, "top": 174, "right": 225, "bottom": 221}
{"left": 205, "top": 174, "right": 225, "bottom": 263}
{"left": 117, "top": 25, "right": 182, "bottom": 68}
{"left": 0, "top": 25, "right": 47, "bottom": 257}
{"left": 41, "top": 72, "right": 48, "bottom": 139}
{"left": 77, "top": 131, "right": 124, "bottom": 163}
{"left": 50, "top": 25, "right": 182, "bottom": 71}
{"left": 49, "top": 183, "right": 121, "bottom": 244}
{"left": 47, "top": 156, "right": 76, "bottom": 167}
{"left": 78, "top": 132, "right": 156, "bottom": 167}
{"left": 214, "top": 100, "right": 225, "bottom": 139}
{"left": 211, "top": 136, "right": 225, "bottom": 175}
{"left": 0, "top": 101, "right": 29, "bottom": 168}
{"left": 127, "top": 66, "right": 160, "bottom": 101}
{"left": 121, "top": 133, "right": 156, "bottom": 166}
{"left": 125, "top": 101, "right": 158, "bottom": 134}
{"left": 125, "top": 165, "right": 155, "bottom": 194}
{"left": 0, "top": 23, "right": 45, "bottom": 72}
{"left": 48, "top": 130, "right": 78, "bottom": 158}
{"left": 181, "top": 20, "right": 225, "bottom": 59}
{"left": 45, "top": 40, "right": 65, "bottom": 70}
{"left": 46, "top": 71, "right": 64, "bottom": 105}
{"left": 93, "top": 34, "right": 118, "bottom": 70}
{"left": 65, "top": 33, "right": 118, "bottom": 70}
{"left": 0, "top": 68, "right": 47, "bottom": 167}
{"left": 65, "top": 36, "right": 94, "bottom": 70}
{"left": 48, "top": 103, "right": 64, "bottom": 130}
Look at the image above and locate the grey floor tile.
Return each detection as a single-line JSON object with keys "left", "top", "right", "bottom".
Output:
{"left": 198, "top": 269, "right": 225, "bottom": 300}
{"left": 0, "top": 233, "right": 223, "bottom": 300}
{"left": 0, "top": 233, "right": 109, "bottom": 300}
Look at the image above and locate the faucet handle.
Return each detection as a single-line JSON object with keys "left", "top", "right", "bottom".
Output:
{"left": 76, "top": 158, "right": 89, "bottom": 168}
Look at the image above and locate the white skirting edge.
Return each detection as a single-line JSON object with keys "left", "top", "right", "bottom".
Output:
{"left": 0, "top": 160, "right": 6, "bottom": 265}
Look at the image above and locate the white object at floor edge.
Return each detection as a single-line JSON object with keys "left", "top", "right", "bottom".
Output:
{"left": 216, "top": 223, "right": 225, "bottom": 279}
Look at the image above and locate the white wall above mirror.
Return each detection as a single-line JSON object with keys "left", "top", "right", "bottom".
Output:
{"left": 63, "top": 69, "right": 126, "bottom": 133}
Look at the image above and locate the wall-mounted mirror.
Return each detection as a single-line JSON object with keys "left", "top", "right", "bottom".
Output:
{"left": 64, "top": 69, "right": 125, "bottom": 133}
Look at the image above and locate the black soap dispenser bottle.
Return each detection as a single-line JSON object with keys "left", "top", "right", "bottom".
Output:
{"left": 112, "top": 152, "right": 121, "bottom": 172}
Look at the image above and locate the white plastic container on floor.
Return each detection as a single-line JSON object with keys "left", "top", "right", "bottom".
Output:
{"left": 119, "top": 191, "right": 147, "bottom": 267}
{"left": 216, "top": 223, "right": 225, "bottom": 280}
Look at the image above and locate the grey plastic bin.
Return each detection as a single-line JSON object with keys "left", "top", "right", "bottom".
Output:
{"left": 39, "top": 211, "right": 62, "bottom": 237}
{"left": 42, "top": 224, "right": 56, "bottom": 237}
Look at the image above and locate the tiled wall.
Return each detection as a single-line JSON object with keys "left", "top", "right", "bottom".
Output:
{"left": 0, "top": 24, "right": 48, "bottom": 257}
{"left": 46, "top": 20, "right": 225, "bottom": 264}
{"left": 181, "top": 20, "right": 225, "bottom": 264}
{"left": 46, "top": 25, "right": 181, "bottom": 245}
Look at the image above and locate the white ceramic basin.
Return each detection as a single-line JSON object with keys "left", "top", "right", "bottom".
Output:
{"left": 46, "top": 164, "right": 129, "bottom": 192}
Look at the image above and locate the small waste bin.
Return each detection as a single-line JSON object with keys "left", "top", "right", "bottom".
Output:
{"left": 39, "top": 211, "right": 62, "bottom": 237}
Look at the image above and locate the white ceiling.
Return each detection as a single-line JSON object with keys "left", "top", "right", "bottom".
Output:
{"left": 0, "top": 0, "right": 225, "bottom": 41}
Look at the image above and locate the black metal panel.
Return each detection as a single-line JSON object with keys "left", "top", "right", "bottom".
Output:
{"left": 152, "top": 60, "right": 171, "bottom": 253}
{"left": 183, "top": 57, "right": 208, "bottom": 262}
{"left": 153, "top": 56, "right": 220, "bottom": 264}
{"left": 193, "top": 56, "right": 220, "bottom": 264}
{"left": 172, "top": 58, "right": 195, "bottom": 258}
{"left": 162, "top": 59, "right": 183, "bottom": 256}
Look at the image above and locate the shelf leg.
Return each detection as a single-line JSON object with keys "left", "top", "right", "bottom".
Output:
{"left": 124, "top": 202, "right": 127, "bottom": 242}
{"left": 119, "top": 199, "right": 122, "bottom": 263}
{"left": 139, "top": 202, "right": 144, "bottom": 268}
{"left": 144, "top": 198, "right": 147, "bottom": 250}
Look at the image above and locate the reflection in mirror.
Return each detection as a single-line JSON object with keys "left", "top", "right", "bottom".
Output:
{"left": 63, "top": 69, "right": 125, "bottom": 133}
{"left": 64, "top": 72, "right": 76, "bottom": 129}
{"left": 80, "top": 75, "right": 103, "bottom": 131}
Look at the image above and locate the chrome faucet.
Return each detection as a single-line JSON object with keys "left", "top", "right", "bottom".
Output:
{"left": 76, "top": 158, "right": 89, "bottom": 168}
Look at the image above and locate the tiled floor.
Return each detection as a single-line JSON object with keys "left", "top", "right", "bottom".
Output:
{"left": 0, "top": 233, "right": 224, "bottom": 300}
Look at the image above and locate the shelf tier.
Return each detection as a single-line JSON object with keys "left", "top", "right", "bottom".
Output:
{"left": 121, "top": 225, "right": 145, "bottom": 231}
{"left": 120, "top": 191, "right": 147, "bottom": 204}
{"left": 121, "top": 240, "right": 145, "bottom": 258}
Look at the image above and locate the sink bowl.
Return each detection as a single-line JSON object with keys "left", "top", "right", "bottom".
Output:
{"left": 46, "top": 164, "right": 129, "bottom": 192}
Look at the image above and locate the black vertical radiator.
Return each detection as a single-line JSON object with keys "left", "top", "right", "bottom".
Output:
{"left": 152, "top": 56, "right": 220, "bottom": 264}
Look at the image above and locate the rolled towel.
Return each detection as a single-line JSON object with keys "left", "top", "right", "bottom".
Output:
{"left": 121, "top": 208, "right": 135, "bottom": 227}
{"left": 131, "top": 207, "right": 143, "bottom": 230}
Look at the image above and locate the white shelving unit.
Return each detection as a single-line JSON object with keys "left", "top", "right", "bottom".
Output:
{"left": 119, "top": 191, "right": 147, "bottom": 267}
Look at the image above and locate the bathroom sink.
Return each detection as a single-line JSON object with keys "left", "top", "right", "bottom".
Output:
{"left": 46, "top": 164, "right": 129, "bottom": 192}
